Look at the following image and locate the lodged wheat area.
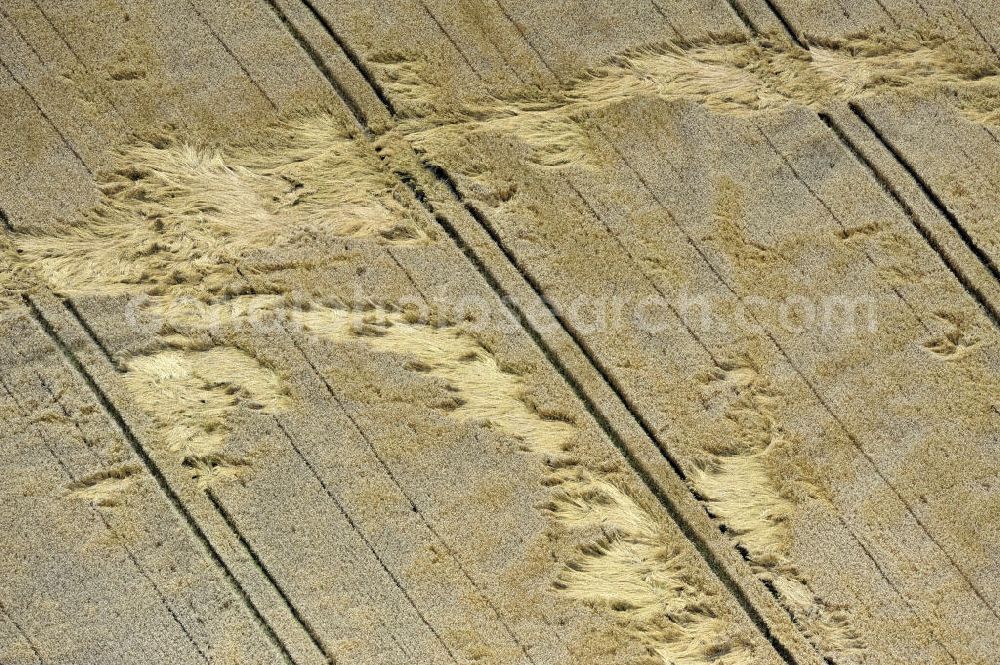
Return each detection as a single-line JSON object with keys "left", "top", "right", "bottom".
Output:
{"left": 4, "top": 6, "right": 1000, "bottom": 665}
{"left": 6, "top": 113, "right": 766, "bottom": 663}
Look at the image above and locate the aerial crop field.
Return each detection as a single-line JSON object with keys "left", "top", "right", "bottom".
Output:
{"left": 1, "top": 1, "right": 998, "bottom": 663}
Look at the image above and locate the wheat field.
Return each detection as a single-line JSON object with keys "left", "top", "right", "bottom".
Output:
{"left": 1, "top": 1, "right": 999, "bottom": 664}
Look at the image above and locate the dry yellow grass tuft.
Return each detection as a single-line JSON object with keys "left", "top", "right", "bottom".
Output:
{"left": 381, "top": 31, "right": 1000, "bottom": 167}
{"left": 66, "top": 466, "right": 141, "bottom": 507}
{"left": 693, "top": 362, "right": 865, "bottom": 660}
{"left": 0, "top": 233, "right": 39, "bottom": 313}
{"left": 550, "top": 478, "right": 754, "bottom": 664}
{"left": 922, "top": 313, "right": 979, "bottom": 359}
{"left": 122, "top": 346, "right": 289, "bottom": 485}
{"left": 293, "top": 306, "right": 578, "bottom": 449}
{"left": 16, "top": 115, "right": 427, "bottom": 300}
